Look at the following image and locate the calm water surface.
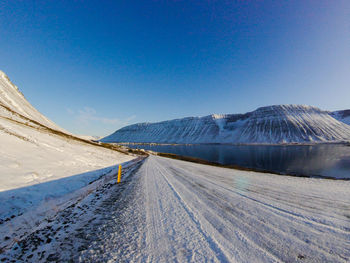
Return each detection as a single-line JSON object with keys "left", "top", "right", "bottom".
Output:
{"left": 127, "top": 144, "right": 350, "bottom": 179}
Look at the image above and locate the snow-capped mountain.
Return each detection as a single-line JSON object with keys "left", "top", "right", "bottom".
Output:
{"left": 102, "top": 105, "right": 350, "bottom": 144}
{"left": 330, "top": 110, "right": 350, "bottom": 126}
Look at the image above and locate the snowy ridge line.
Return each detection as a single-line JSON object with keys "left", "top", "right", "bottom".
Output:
{"left": 0, "top": 71, "right": 18, "bottom": 89}
{"left": 0, "top": 102, "right": 82, "bottom": 142}
{"left": 0, "top": 71, "right": 65, "bottom": 132}
{"left": 102, "top": 104, "right": 350, "bottom": 144}
{"left": 0, "top": 101, "right": 131, "bottom": 155}
{"left": 0, "top": 122, "right": 39, "bottom": 145}
{"left": 331, "top": 110, "right": 350, "bottom": 126}
{"left": 0, "top": 157, "right": 145, "bottom": 253}
{"left": 0, "top": 101, "right": 69, "bottom": 138}
{"left": 0, "top": 102, "right": 49, "bottom": 128}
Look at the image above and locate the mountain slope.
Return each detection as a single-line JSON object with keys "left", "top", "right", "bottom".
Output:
{"left": 0, "top": 71, "right": 134, "bottom": 192}
{"left": 102, "top": 105, "right": 350, "bottom": 144}
{"left": 330, "top": 110, "right": 350, "bottom": 126}
{"left": 0, "top": 71, "right": 66, "bottom": 132}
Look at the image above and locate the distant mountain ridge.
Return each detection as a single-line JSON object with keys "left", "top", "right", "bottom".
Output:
{"left": 330, "top": 110, "right": 350, "bottom": 126}
{"left": 102, "top": 105, "right": 350, "bottom": 144}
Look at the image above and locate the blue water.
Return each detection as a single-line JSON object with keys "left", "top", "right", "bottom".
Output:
{"left": 127, "top": 144, "right": 350, "bottom": 179}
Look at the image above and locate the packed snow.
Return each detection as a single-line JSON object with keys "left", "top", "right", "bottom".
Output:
{"left": 102, "top": 105, "right": 350, "bottom": 144}
{"left": 2, "top": 155, "right": 349, "bottom": 262}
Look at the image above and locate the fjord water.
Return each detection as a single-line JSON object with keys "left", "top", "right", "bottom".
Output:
{"left": 128, "top": 144, "right": 350, "bottom": 179}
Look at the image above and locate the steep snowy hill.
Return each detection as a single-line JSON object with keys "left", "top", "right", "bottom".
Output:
{"left": 102, "top": 105, "right": 350, "bottom": 144}
{"left": 0, "top": 71, "right": 134, "bottom": 192}
{"left": 330, "top": 110, "right": 350, "bottom": 126}
{"left": 0, "top": 71, "right": 66, "bottom": 132}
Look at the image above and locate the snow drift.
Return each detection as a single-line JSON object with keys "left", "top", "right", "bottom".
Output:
{"left": 102, "top": 105, "right": 350, "bottom": 144}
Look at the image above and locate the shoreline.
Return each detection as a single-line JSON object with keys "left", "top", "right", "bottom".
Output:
{"left": 153, "top": 152, "right": 350, "bottom": 181}
{"left": 107, "top": 141, "right": 350, "bottom": 147}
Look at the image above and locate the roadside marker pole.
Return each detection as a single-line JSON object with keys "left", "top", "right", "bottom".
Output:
{"left": 117, "top": 165, "right": 122, "bottom": 183}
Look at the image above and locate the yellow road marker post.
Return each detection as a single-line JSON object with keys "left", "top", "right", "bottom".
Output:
{"left": 117, "top": 164, "right": 122, "bottom": 183}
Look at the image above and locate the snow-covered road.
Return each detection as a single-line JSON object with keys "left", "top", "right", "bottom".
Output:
{"left": 134, "top": 156, "right": 350, "bottom": 262}
{"left": 3, "top": 155, "right": 350, "bottom": 262}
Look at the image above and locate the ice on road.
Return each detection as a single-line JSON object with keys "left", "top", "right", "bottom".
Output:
{"left": 4, "top": 155, "right": 350, "bottom": 262}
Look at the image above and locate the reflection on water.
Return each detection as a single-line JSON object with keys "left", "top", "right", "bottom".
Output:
{"left": 127, "top": 144, "right": 350, "bottom": 179}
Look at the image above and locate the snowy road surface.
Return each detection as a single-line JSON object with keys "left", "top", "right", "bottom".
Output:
{"left": 3, "top": 155, "right": 350, "bottom": 262}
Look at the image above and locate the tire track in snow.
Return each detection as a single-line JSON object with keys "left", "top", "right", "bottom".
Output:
{"left": 151, "top": 158, "right": 231, "bottom": 262}
{"left": 167, "top": 158, "right": 350, "bottom": 236}
{"left": 154, "top": 157, "right": 284, "bottom": 263}
{"left": 144, "top": 158, "right": 172, "bottom": 262}
{"left": 154, "top": 156, "right": 350, "bottom": 262}
{"left": 143, "top": 156, "right": 226, "bottom": 262}
{"left": 170, "top": 169, "right": 348, "bottom": 262}
{"left": 204, "top": 168, "right": 350, "bottom": 240}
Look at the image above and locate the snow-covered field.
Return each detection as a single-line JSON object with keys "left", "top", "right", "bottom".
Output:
{"left": 0, "top": 71, "right": 135, "bottom": 227}
{"left": 3, "top": 155, "right": 349, "bottom": 262}
{"left": 0, "top": 119, "right": 133, "bottom": 193}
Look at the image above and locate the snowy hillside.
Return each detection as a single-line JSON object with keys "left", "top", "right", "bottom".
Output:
{"left": 0, "top": 71, "right": 134, "bottom": 220}
{"left": 0, "top": 71, "right": 66, "bottom": 132}
{"left": 77, "top": 135, "right": 102, "bottom": 141}
{"left": 331, "top": 110, "right": 350, "bottom": 126}
{"left": 102, "top": 105, "right": 350, "bottom": 144}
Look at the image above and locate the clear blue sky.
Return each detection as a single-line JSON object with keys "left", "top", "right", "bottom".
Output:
{"left": 0, "top": 1, "right": 349, "bottom": 136}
